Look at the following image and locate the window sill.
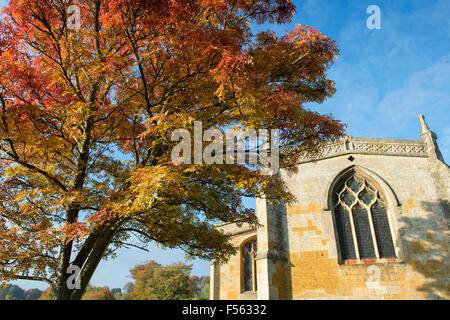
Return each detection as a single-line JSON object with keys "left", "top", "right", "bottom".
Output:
{"left": 341, "top": 257, "right": 399, "bottom": 265}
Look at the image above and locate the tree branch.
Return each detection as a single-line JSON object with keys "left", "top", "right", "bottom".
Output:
{"left": 12, "top": 275, "right": 53, "bottom": 286}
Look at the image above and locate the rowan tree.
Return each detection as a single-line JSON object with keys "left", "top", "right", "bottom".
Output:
{"left": 0, "top": 0, "right": 344, "bottom": 299}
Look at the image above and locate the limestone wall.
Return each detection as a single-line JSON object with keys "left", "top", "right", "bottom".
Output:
{"left": 281, "top": 153, "right": 448, "bottom": 299}
{"left": 211, "top": 128, "right": 449, "bottom": 300}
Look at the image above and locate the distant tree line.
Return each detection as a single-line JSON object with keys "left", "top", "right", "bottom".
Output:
{"left": 0, "top": 285, "right": 43, "bottom": 300}
{"left": 6, "top": 260, "right": 210, "bottom": 300}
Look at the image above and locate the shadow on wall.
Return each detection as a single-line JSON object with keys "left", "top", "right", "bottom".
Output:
{"left": 279, "top": 201, "right": 293, "bottom": 300}
{"left": 399, "top": 200, "right": 449, "bottom": 300}
{"left": 261, "top": 200, "right": 293, "bottom": 300}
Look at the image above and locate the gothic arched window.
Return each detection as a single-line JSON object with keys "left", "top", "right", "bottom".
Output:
{"left": 242, "top": 238, "right": 257, "bottom": 292}
{"left": 332, "top": 173, "right": 396, "bottom": 262}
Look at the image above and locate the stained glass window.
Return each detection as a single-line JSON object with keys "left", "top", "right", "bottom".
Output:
{"left": 333, "top": 173, "right": 396, "bottom": 262}
{"left": 242, "top": 239, "right": 257, "bottom": 292}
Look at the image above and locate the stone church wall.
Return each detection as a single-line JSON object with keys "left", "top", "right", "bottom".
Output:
{"left": 211, "top": 115, "right": 449, "bottom": 300}
{"left": 281, "top": 153, "right": 448, "bottom": 299}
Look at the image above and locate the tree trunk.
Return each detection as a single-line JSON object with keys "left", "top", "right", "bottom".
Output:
{"left": 51, "top": 241, "right": 74, "bottom": 300}
{"left": 49, "top": 227, "right": 114, "bottom": 299}
{"left": 70, "top": 230, "right": 114, "bottom": 300}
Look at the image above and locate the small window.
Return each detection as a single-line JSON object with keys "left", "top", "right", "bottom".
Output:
{"left": 333, "top": 173, "right": 396, "bottom": 263}
{"left": 242, "top": 238, "right": 257, "bottom": 292}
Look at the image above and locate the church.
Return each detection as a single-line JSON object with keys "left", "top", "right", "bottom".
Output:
{"left": 210, "top": 114, "right": 449, "bottom": 300}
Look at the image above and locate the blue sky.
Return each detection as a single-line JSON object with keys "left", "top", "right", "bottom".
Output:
{"left": 2, "top": 0, "right": 449, "bottom": 291}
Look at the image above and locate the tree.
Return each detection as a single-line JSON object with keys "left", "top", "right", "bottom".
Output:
{"left": 0, "top": 284, "right": 43, "bottom": 300}
{"left": 122, "top": 282, "right": 134, "bottom": 295}
{"left": 200, "top": 276, "right": 210, "bottom": 289}
{"left": 0, "top": 284, "right": 25, "bottom": 300}
{"left": 0, "top": 0, "right": 344, "bottom": 300}
{"left": 199, "top": 284, "right": 210, "bottom": 300}
{"left": 110, "top": 287, "right": 121, "bottom": 297}
{"left": 24, "top": 288, "right": 44, "bottom": 300}
{"left": 189, "top": 275, "right": 201, "bottom": 297}
{"left": 82, "top": 286, "right": 116, "bottom": 300}
{"left": 0, "top": 285, "right": 10, "bottom": 300}
{"left": 125, "top": 260, "right": 197, "bottom": 300}
{"left": 38, "top": 288, "right": 52, "bottom": 300}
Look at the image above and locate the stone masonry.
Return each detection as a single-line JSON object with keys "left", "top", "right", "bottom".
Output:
{"left": 210, "top": 114, "right": 449, "bottom": 300}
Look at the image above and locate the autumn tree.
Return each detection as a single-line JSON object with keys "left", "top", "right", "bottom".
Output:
{"left": 0, "top": 0, "right": 344, "bottom": 299}
{"left": 24, "top": 287, "right": 44, "bottom": 300}
{"left": 38, "top": 287, "right": 52, "bottom": 300}
{"left": 110, "top": 287, "right": 121, "bottom": 298}
{"left": 81, "top": 286, "right": 116, "bottom": 300}
{"left": 122, "top": 282, "right": 134, "bottom": 296}
{"left": 125, "top": 260, "right": 196, "bottom": 300}
{"left": 199, "top": 283, "right": 210, "bottom": 300}
{"left": 0, "top": 284, "right": 43, "bottom": 300}
{"left": 189, "top": 275, "right": 201, "bottom": 297}
{"left": 0, "top": 284, "right": 25, "bottom": 300}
